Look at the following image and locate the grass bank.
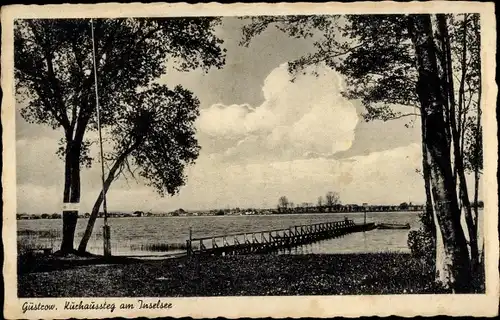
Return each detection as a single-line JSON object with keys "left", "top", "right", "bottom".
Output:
{"left": 18, "top": 252, "right": 453, "bottom": 297}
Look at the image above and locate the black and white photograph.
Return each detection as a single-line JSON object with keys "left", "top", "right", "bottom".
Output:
{"left": 2, "top": 1, "right": 498, "bottom": 318}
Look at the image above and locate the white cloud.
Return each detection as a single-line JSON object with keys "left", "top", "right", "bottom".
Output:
{"left": 157, "top": 142, "right": 426, "bottom": 210}
{"left": 196, "top": 103, "right": 276, "bottom": 137}
{"left": 196, "top": 63, "right": 359, "bottom": 160}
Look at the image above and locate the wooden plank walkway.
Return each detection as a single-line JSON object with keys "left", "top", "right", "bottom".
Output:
{"left": 186, "top": 219, "right": 376, "bottom": 256}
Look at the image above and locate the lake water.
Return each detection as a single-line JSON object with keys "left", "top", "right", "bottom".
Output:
{"left": 17, "top": 211, "right": 428, "bottom": 256}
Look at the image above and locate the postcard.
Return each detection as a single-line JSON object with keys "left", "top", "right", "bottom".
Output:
{"left": 2, "top": 1, "right": 498, "bottom": 318}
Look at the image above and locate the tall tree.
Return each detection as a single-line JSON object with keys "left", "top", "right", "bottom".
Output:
{"left": 241, "top": 14, "right": 435, "bottom": 241}
{"left": 278, "top": 196, "right": 289, "bottom": 212}
{"left": 325, "top": 191, "right": 340, "bottom": 207}
{"left": 15, "top": 18, "right": 225, "bottom": 253}
{"left": 453, "top": 13, "right": 482, "bottom": 272}
{"left": 241, "top": 13, "right": 481, "bottom": 291}
{"left": 78, "top": 84, "right": 200, "bottom": 253}
{"left": 317, "top": 196, "right": 324, "bottom": 207}
{"left": 433, "top": 14, "right": 481, "bottom": 273}
{"left": 407, "top": 14, "right": 471, "bottom": 291}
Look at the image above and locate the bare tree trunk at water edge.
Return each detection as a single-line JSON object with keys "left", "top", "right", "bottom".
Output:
{"left": 421, "top": 122, "right": 437, "bottom": 271}
{"left": 408, "top": 14, "right": 471, "bottom": 292}
{"left": 60, "top": 139, "right": 82, "bottom": 254}
{"left": 78, "top": 144, "right": 137, "bottom": 253}
{"left": 436, "top": 14, "right": 479, "bottom": 274}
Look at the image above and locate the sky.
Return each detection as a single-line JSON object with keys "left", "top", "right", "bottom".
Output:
{"left": 16, "top": 17, "right": 431, "bottom": 214}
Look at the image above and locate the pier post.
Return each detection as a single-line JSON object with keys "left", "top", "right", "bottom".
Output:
{"left": 103, "top": 225, "right": 111, "bottom": 257}
{"left": 187, "top": 227, "right": 193, "bottom": 256}
{"left": 364, "top": 208, "right": 367, "bottom": 231}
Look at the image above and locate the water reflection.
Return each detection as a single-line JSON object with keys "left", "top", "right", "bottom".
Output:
{"left": 274, "top": 229, "right": 410, "bottom": 255}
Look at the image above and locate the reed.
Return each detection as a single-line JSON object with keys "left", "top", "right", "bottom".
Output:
{"left": 17, "top": 238, "right": 56, "bottom": 254}
{"left": 17, "top": 229, "right": 60, "bottom": 238}
{"left": 17, "top": 229, "right": 60, "bottom": 254}
{"left": 130, "top": 242, "right": 199, "bottom": 252}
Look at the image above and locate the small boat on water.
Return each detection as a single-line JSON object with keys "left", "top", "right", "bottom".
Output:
{"left": 376, "top": 223, "right": 411, "bottom": 230}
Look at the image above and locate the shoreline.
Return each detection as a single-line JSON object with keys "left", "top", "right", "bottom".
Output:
{"left": 18, "top": 252, "right": 468, "bottom": 297}
{"left": 16, "top": 210, "right": 426, "bottom": 220}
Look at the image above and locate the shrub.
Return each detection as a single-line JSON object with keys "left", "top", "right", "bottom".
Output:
{"left": 408, "top": 230, "right": 434, "bottom": 259}
{"left": 407, "top": 211, "right": 435, "bottom": 265}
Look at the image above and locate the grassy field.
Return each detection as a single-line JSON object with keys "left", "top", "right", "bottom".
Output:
{"left": 18, "top": 252, "right": 456, "bottom": 297}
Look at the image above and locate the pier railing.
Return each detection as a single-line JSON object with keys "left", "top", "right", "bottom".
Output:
{"left": 186, "top": 219, "right": 375, "bottom": 256}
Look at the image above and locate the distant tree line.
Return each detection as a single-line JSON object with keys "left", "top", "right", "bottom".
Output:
{"left": 15, "top": 210, "right": 162, "bottom": 220}
{"left": 17, "top": 213, "right": 62, "bottom": 220}
{"left": 277, "top": 193, "right": 483, "bottom": 215}
{"left": 17, "top": 199, "right": 484, "bottom": 220}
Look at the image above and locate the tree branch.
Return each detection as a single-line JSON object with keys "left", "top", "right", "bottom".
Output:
{"left": 387, "top": 112, "right": 421, "bottom": 120}
{"left": 27, "top": 21, "right": 71, "bottom": 130}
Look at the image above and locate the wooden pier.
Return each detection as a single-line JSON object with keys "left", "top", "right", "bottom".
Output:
{"left": 186, "top": 219, "right": 376, "bottom": 256}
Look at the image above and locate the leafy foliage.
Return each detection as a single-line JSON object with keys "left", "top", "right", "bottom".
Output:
{"left": 242, "top": 15, "right": 419, "bottom": 122}
{"left": 408, "top": 229, "right": 435, "bottom": 262}
{"left": 242, "top": 14, "right": 481, "bottom": 133}
{"left": 15, "top": 17, "right": 226, "bottom": 251}
{"left": 15, "top": 17, "right": 226, "bottom": 162}
{"left": 110, "top": 84, "right": 201, "bottom": 196}
{"left": 56, "top": 138, "right": 94, "bottom": 168}
{"left": 325, "top": 191, "right": 340, "bottom": 206}
{"left": 242, "top": 12, "right": 483, "bottom": 196}
{"left": 463, "top": 119, "right": 482, "bottom": 173}
{"left": 278, "top": 196, "right": 289, "bottom": 210}
{"left": 448, "top": 14, "right": 482, "bottom": 174}
{"left": 241, "top": 13, "right": 483, "bottom": 290}
{"left": 408, "top": 211, "right": 435, "bottom": 264}
{"left": 15, "top": 17, "right": 226, "bottom": 194}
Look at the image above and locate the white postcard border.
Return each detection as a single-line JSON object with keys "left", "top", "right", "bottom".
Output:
{"left": 2, "top": 2, "right": 498, "bottom": 318}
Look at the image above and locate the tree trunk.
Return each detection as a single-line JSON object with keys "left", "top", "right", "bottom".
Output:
{"left": 472, "top": 13, "right": 482, "bottom": 256}
{"left": 473, "top": 104, "right": 482, "bottom": 244}
{"left": 408, "top": 14, "right": 471, "bottom": 292}
{"left": 421, "top": 114, "right": 435, "bottom": 231}
{"left": 78, "top": 144, "right": 136, "bottom": 253}
{"left": 421, "top": 115, "right": 437, "bottom": 272}
{"left": 473, "top": 38, "right": 482, "bottom": 279}
{"left": 60, "top": 139, "right": 81, "bottom": 253}
{"left": 436, "top": 14, "right": 479, "bottom": 273}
